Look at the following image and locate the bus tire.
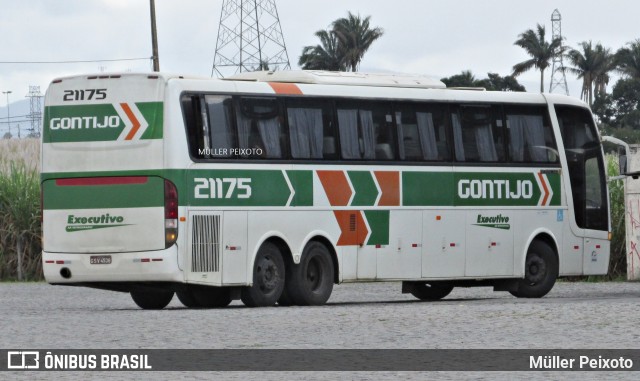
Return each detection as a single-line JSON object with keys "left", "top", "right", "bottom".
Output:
{"left": 510, "top": 240, "right": 558, "bottom": 298}
{"left": 277, "top": 287, "right": 295, "bottom": 306}
{"left": 409, "top": 283, "right": 453, "bottom": 301}
{"left": 241, "top": 242, "right": 285, "bottom": 307}
{"left": 130, "top": 290, "right": 174, "bottom": 310}
{"left": 191, "top": 286, "right": 232, "bottom": 308}
{"left": 176, "top": 289, "right": 201, "bottom": 308}
{"left": 286, "top": 241, "right": 334, "bottom": 306}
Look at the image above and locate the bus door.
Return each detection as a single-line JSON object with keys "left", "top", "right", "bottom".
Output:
{"left": 556, "top": 105, "right": 610, "bottom": 275}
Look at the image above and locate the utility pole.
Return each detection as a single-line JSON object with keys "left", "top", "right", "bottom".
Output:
{"left": 2, "top": 90, "right": 12, "bottom": 138}
{"left": 549, "top": 9, "right": 569, "bottom": 95}
{"left": 212, "top": 0, "right": 291, "bottom": 78}
{"left": 150, "top": 0, "right": 160, "bottom": 71}
{"left": 26, "top": 86, "right": 43, "bottom": 137}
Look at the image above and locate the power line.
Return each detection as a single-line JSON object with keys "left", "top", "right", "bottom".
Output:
{"left": 0, "top": 114, "right": 31, "bottom": 120}
{"left": 0, "top": 57, "right": 152, "bottom": 64}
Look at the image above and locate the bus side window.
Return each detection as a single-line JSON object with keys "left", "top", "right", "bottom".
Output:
{"left": 236, "top": 97, "right": 284, "bottom": 159}
{"left": 181, "top": 94, "right": 205, "bottom": 159}
{"left": 505, "top": 105, "right": 558, "bottom": 163}
{"left": 285, "top": 99, "right": 335, "bottom": 160}
{"left": 453, "top": 105, "right": 504, "bottom": 163}
{"left": 204, "top": 95, "right": 235, "bottom": 158}
{"left": 396, "top": 103, "right": 449, "bottom": 161}
{"left": 337, "top": 101, "right": 395, "bottom": 160}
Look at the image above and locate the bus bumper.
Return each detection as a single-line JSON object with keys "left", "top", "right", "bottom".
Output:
{"left": 42, "top": 245, "right": 182, "bottom": 284}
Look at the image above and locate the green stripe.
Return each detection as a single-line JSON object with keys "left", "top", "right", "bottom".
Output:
{"left": 43, "top": 176, "right": 165, "bottom": 210}
{"left": 42, "top": 169, "right": 563, "bottom": 208}
{"left": 364, "top": 210, "right": 390, "bottom": 245}
{"left": 287, "top": 170, "right": 313, "bottom": 207}
{"left": 188, "top": 169, "right": 291, "bottom": 207}
{"left": 403, "top": 172, "right": 454, "bottom": 206}
{"left": 42, "top": 102, "right": 163, "bottom": 143}
{"left": 348, "top": 171, "right": 378, "bottom": 206}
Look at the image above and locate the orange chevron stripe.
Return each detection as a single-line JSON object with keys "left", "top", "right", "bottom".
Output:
{"left": 334, "top": 211, "right": 368, "bottom": 246}
{"left": 121, "top": 103, "right": 141, "bottom": 141}
{"left": 318, "top": 170, "right": 352, "bottom": 206}
{"left": 374, "top": 171, "right": 400, "bottom": 206}
{"left": 268, "top": 82, "right": 303, "bottom": 95}
{"left": 537, "top": 172, "right": 550, "bottom": 206}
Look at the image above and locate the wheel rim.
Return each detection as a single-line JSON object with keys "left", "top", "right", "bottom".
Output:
{"left": 525, "top": 253, "right": 547, "bottom": 284}
{"left": 256, "top": 255, "right": 280, "bottom": 293}
{"left": 306, "top": 256, "right": 323, "bottom": 292}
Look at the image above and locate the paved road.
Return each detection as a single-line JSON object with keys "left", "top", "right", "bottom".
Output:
{"left": 1, "top": 281, "right": 639, "bottom": 380}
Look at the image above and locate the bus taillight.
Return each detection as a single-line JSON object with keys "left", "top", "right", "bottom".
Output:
{"left": 164, "top": 179, "right": 178, "bottom": 248}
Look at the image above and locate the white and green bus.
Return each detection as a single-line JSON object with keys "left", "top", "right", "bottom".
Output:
{"left": 41, "top": 70, "right": 611, "bottom": 309}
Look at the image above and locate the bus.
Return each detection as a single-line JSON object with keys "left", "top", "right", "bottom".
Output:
{"left": 41, "top": 70, "right": 610, "bottom": 309}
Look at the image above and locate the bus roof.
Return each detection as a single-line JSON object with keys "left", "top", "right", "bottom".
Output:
{"left": 226, "top": 70, "right": 447, "bottom": 89}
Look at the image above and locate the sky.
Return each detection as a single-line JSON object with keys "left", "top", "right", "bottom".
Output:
{"left": 1, "top": 0, "right": 639, "bottom": 135}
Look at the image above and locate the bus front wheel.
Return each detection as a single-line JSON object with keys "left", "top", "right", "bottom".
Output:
{"left": 408, "top": 282, "right": 453, "bottom": 301}
{"left": 509, "top": 240, "right": 558, "bottom": 298}
{"left": 130, "top": 290, "right": 174, "bottom": 310}
{"left": 286, "top": 241, "right": 334, "bottom": 306}
{"left": 241, "top": 242, "right": 285, "bottom": 307}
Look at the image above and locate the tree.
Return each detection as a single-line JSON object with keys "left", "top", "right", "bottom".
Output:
{"left": 441, "top": 71, "right": 525, "bottom": 91}
{"left": 331, "top": 12, "right": 384, "bottom": 72}
{"left": 566, "top": 41, "right": 616, "bottom": 106}
{"left": 299, "top": 29, "right": 346, "bottom": 71}
{"left": 617, "top": 39, "right": 640, "bottom": 80}
{"left": 592, "top": 77, "right": 640, "bottom": 131}
{"left": 477, "top": 73, "right": 526, "bottom": 92}
{"left": 440, "top": 70, "right": 477, "bottom": 87}
{"left": 512, "top": 24, "right": 564, "bottom": 93}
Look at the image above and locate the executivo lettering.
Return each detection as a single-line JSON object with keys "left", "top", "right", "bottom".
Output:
{"left": 66, "top": 213, "right": 131, "bottom": 232}
{"left": 474, "top": 214, "right": 511, "bottom": 230}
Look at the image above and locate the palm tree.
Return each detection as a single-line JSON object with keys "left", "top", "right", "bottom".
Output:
{"left": 617, "top": 39, "right": 640, "bottom": 80}
{"left": 298, "top": 29, "right": 346, "bottom": 71}
{"left": 566, "top": 41, "right": 615, "bottom": 105}
{"left": 512, "top": 24, "right": 564, "bottom": 93}
{"left": 593, "top": 45, "right": 617, "bottom": 97}
{"left": 331, "top": 12, "right": 384, "bottom": 72}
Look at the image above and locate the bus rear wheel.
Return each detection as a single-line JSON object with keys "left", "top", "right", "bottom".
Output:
{"left": 509, "top": 240, "right": 558, "bottom": 298}
{"left": 130, "top": 290, "right": 174, "bottom": 310}
{"left": 286, "top": 241, "right": 334, "bottom": 306}
{"left": 408, "top": 282, "right": 453, "bottom": 301}
{"left": 241, "top": 242, "right": 285, "bottom": 307}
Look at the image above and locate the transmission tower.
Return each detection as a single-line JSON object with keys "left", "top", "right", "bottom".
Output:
{"left": 212, "top": 0, "right": 291, "bottom": 78}
{"left": 549, "top": 9, "right": 569, "bottom": 95}
{"left": 26, "top": 86, "right": 43, "bottom": 137}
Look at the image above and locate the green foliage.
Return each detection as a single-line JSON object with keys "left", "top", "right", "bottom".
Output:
{"left": 441, "top": 71, "right": 525, "bottom": 91}
{"left": 512, "top": 24, "right": 564, "bottom": 92}
{"left": 566, "top": 41, "right": 616, "bottom": 106}
{"left": 299, "top": 12, "right": 383, "bottom": 72}
{"left": 592, "top": 78, "right": 640, "bottom": 132}
{"left": 606, "top": 154, "right": 626, "bottom": 279}
{"left": 0, "top": 162, "right": 42, "bottom": 281}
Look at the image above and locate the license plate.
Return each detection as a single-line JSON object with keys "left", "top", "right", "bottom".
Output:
{"left": 90, "top": 255, "right": 112, "bottom": 265}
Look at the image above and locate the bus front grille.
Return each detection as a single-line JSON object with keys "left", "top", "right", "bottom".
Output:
{"left": 191, "top": 214, "right": 221, "bottom": 273}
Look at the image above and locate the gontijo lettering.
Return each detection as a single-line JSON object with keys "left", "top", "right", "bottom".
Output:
{"left": 50, "top": 116, "right": 120, "bottom": 130}
{"left": 458, "top": 179, "right": 533, "bottom": 199}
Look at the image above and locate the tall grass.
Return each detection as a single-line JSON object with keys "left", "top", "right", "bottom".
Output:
{"left": 0, "top": 139, "right": 41, "bottom": 281}
{"left": 606, "top": 154, "right": 626, "bottom": 279}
